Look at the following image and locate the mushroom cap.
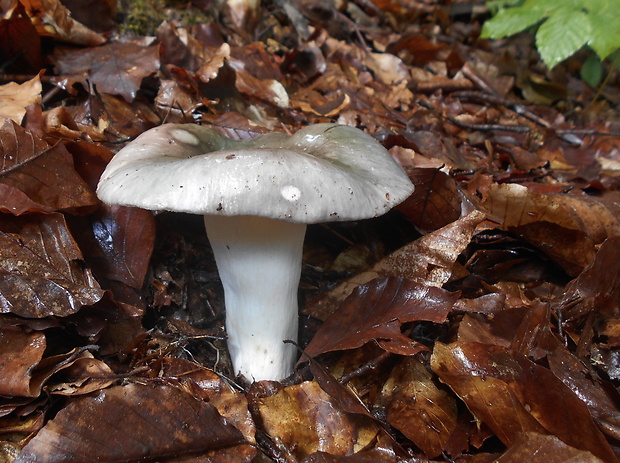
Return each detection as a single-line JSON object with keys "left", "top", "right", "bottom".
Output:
{"left": 96, "top": 123, "right": 414, "bottom": 223}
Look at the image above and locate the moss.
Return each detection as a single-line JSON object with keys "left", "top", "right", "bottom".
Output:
{"left": 117, "top": 0, "right": 216, "bottom": 37}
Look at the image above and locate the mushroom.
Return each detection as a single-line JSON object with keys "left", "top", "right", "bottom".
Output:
{"left": 96, "top": 123, "right": 414, "bottom": 381}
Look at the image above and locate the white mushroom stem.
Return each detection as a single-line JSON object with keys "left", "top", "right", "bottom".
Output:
{"left": 203, "top": 214, "right": 306, "bottom": 381}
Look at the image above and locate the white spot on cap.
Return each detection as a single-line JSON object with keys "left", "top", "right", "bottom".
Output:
{"left": 171, "top": 129, "right": 199, "bottom": 145}
{"left": 281, "top": 185, "right": 301, "bottom": 202}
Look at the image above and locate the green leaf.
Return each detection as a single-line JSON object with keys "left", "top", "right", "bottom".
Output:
{"left": 586, "top": 12, "right": 620, "bottom": 60}
{"left": 580, "top": 53, "right": 603, "bottom": 87}
{"left": 536, "top": 8, "right": 591, "bottom": 68}
{"left": 481, "top": 6, "right": 546, "bottom": 38}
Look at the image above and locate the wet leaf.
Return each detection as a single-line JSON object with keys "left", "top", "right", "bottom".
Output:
{"left": 0, "top": 329, "right": 46, "bottom": 397}
{"left": 379, "top": 357, "right": 457, "bottom": 458}
{"left": 557, "top": 235, "right": 620, "bottom": 321}
{"left": 396, "top": 167, "right": 462, "bottom": 233}
{"left": 0, "top": 213, "right": 105, "bottom": 318}
{"left": 0, "top": 120, "right": 98, "bottom": 215}
{"left": 14, "top": 382, "right": 247, "bottom": 463}
{"left": 304, "top": 277, "right": 458, "bottom": 359}
{"left": 431, "top": 342, "right": 618, "bottom": 462}
{"left": 253, "top": 381, "right": 379, "bottom": 460}
{"left": 490, "top": 432, "right": 605, "bottom": 462}
{"left": 305, "top": 211, "right": 484, "bottom": 320}
{"left": 80, "top": 205, "right": 156, "bottom": 289}
{"left": 52, "top": 41, "right": 160, "bottom": 102}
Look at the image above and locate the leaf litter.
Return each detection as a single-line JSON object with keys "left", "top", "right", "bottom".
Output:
{"left": 0, "top": 0, "right": 620, "bottom": 461}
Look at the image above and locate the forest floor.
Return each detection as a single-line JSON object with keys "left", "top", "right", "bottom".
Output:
{"left": 1, "top": 0, "right": 619, "bottom": 461}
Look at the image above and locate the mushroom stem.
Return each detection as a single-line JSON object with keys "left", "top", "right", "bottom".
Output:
{"left": 203, "top": 215, "right": 306, "bottom": 381}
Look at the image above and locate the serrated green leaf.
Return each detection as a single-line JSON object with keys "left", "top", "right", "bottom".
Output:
{"left": 580, "top": 53, "right": 603, "bottom": 87}
{"left": 536, "top": 8, "right": 591, "bottom": 68}
{"left": 481, "top": 6, "right": 546, "bottom": 38}
{"left": 586, "top": 12, "right": 620, "bottom": 60}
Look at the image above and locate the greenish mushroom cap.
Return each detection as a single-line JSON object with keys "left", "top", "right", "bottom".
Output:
{"left": 96, "top": 123, "right": 414, "bottom": 223}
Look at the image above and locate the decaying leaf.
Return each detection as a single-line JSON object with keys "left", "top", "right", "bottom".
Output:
{"left": 557, "top": 235, "right": 620, "bottom": 321}
{"left": 51, "top": 41, "right": 160, "bottom": 102}
{"left": 305, "top": 210, "right": 484, "bottom": 320}
{"left": 431, "top": 342, "right": 618, "bottom": 462}
{"left": 253, "top": 381, "right": 380, "bottom": 460}
{"left": 484, "top": 183, "right": 620, "bottom": 244}
{"left": 0, "top": 329, "right": 46, "bottom": 398}
{"left": 396, "top": 167, "right": 462, "bottom": 233}
{"left": 0, "top": 74, "right": 42, "bottom": 124}
{"left": 23, "top": 0, "right": 106, "bottom": 46}
{"left": 14, "top": 382, "right": 247, "bottom": 463}
{"left": 0, "top": 213, "right": 105, "bottom": 318}
{"left": 0, "top": 120, "right": 98, "bottom": 215}
{"left": 304, "top": 277, "right": 458, "bottom": 359}
{"left": 379, "top": 357, "right": 457, "bottom": 458}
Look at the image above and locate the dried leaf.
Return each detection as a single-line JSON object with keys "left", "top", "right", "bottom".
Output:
{"left": 254, "top": 381, "right": 379, "bottom": 460}
{"left": 509, "top": 221, "right": 596, "bottom": 277}
{"left": 379, "top": 357, "right": 457, "bottom": 458}
{"left": 44, "top": 353, "right": 115, "bottom": 396}
{"left": 0, "top": 328, "right": 46, "bottom": 397}
{"left": 23, "top": 0, "right": 105, "bottom": 46}
{"left": 304, "top": 211, "right": 484, "bottom": 320}
{"left": 14, "top": 382, "right": 247, "bottom": 463}
{"left": 0, "top": 74, "right": 42, "bottom": 124}
{"left": 304, "top": 277, "right": 458, "bottom": 358}
{"left": 0, "top": 120, "right": 98, "bottom": 215}
{"left": 484, "top": 183, "right": 620, "bottom": 244}
{"left": 0, "top": 213, "right": 105, "bottom": 318}
{"left": 396, "top": 167, "right": 462, "bottom": 233}
{"left": 431, "top": 342, "right": 618, "bottom": 462}
{"left": 52, "top": 41, "right": 160, "bottom": 102}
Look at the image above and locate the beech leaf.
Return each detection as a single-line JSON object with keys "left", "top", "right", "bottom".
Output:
{"left": 0, "top": 120, "right": 98, "bottom": 215}
{"left": 0, "top": 213, "right": 105, "bottom": 318}
{"left": 431, "top": 342, "right": 618, "bottom": 462}
{"left": 304, "top": 210, "right": 484, "bottom": 321}
{"left": 14, "top": 382, "right": 247, "bottom": 463}
{"left": 304, "top": 277, "right": 458, "bottom": 359}
{"left": 52, "top": 41, "right": 160, "bottom": 102}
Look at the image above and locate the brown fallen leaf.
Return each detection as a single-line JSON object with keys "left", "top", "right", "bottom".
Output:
{"left": 159, "top": 358, "right": 256, "bottom": 449}
{"left": 378, "top": 357, "right": 457, "bottom": 458}
{"left": 0, "top": 329, "right": 46, "bottom": 398}
{"left": 75, "top": 205, "right": 156, "bottom": 289}
{"left": 14, "top": 382, "right": 247, "bottom": 463}
{"left": 51, "top": 40, "right": 160, "bottom": 102}
{"left": 0, "top": 213, "right": 105, "bottom": 318}
{"left": 431, "top": 342, "right": 618, "bottom": 462}
{"left": 509, "top": 221, "right": 597, "bottom": 277}
{"left": 0, "top": 2, "right": 43, "bottom": 73}
{"left": 302, "top": 434, "right": 398, "bottom": 462}
{"left": 485, "top": 432, "right": 605, "bottom": 463}
{"left": 304, "top": 277, "right": 458, "bottom": 359}
{"left": 395, "top": 167, "right": 462, "bottom": 233}
{"left": 484, "top": 183, "right": 620, "bottom": 244}
{"left": 304, "top": 210, "right": 484, "bottom": 320}
{"left": 557, "top": 235, "right": 620, "bottom": 321}
{"left": 253, "top": 380, "right": 380, "bottom": 460}
{"left": 22, "top": 0, "right": 106, "bottom": 46}
{"left": 0, "top": 120, "right": 98, "bottom": 215}
{"left": 0, "top": 74, "right": 42, "bottom": 124}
